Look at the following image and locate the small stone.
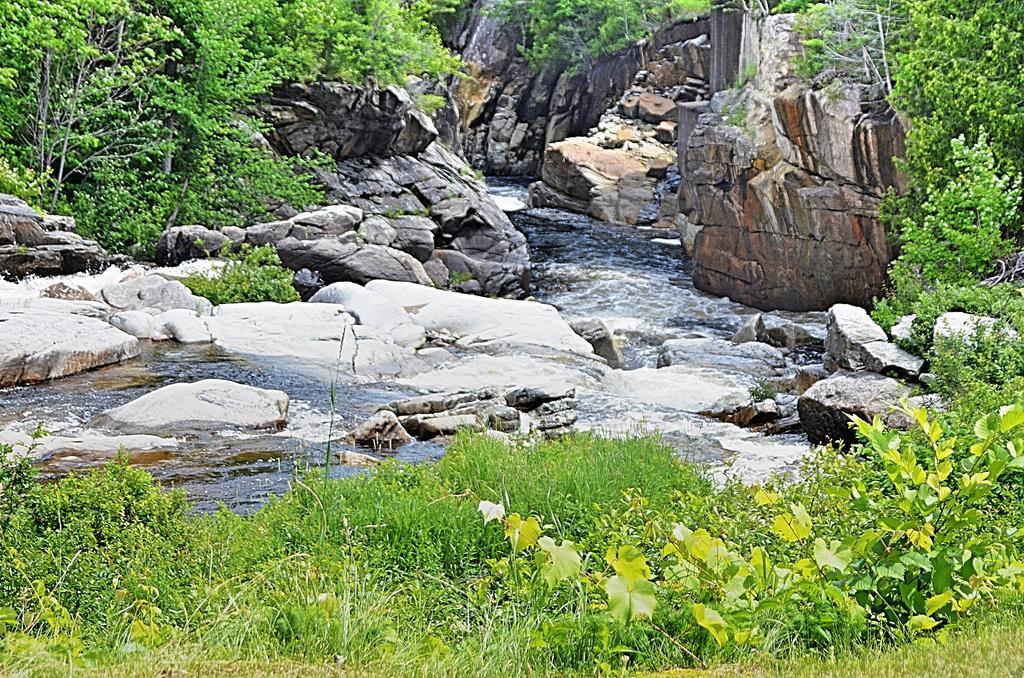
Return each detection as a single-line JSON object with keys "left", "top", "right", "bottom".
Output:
{"left": 347, "top": 410, "right": 413, "bottom": 449}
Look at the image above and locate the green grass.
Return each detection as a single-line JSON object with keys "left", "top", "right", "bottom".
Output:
{"left": 1, "top": 430, "right": 1022, "bottom": 676}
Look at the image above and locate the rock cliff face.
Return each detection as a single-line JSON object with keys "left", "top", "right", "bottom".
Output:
{"left": 449, "top": 3, "right": 709, "bottom": 176}
{"left": 680, "top": 13, "right": 906, "bottom": 312}
{"left": 524, "top": 29, "right": 712, "bottom": 224}
{"left": 159, "top": 83, "right": 530, "bottom": 297}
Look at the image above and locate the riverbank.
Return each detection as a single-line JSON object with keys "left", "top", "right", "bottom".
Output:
{"left": 3, "top": 414, "right": 1023, "bottom": 675}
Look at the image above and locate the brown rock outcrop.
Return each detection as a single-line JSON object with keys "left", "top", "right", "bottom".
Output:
{"left": 680, "top": 13, "right": 906, "bottom": 312}
{"left": 449, "top": 6, "right": 710, "bottom": 175}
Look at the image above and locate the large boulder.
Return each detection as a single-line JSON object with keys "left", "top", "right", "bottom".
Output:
{"left": 798, "top": 371, "right": 912, "bottom": 445}
{"left": 154, "top": 225, "right": 236, "bottom": 265}
{"left": 92, "top": 379, "right": 289, "bottom": 434}
{"left": 530, "top": 139, "right": 662, "bottom": 224}
{"left": 263, "top": 83, "right": 437, "bottom": 159}
{"left": 365, "top": 280, "right": 595, "bottom": 358}
{"left": 309, "top": 281, "right": 426, "bottom": 348}
{"left": 275, "top": 239, "right": 432, "bottom": 287}
{"left": 101, "top": 275, "right": 214, "bottom": 315}
{"left": 933, "top": 312, "right": 1019, "bottom": 344}
{"left": 0, "top": 310, "right": 140, "bottom": 387}
{"left": 0, "top": 195, "right": 109, "bottom": 279}
{"left": 825, "top": 304, "right": 922, "bottom": 377}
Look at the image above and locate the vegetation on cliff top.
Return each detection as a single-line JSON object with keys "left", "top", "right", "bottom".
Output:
{"left": 0, "top": 0, "right": 460, "bottom": 255}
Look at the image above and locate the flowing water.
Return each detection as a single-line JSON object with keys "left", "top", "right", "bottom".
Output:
{"left": 2, "top": 182, "right": 820, "bottom": 510}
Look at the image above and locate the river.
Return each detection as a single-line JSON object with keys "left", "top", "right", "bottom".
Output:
{"left": 1, "top": 184, "right": 819, "bottom": 510}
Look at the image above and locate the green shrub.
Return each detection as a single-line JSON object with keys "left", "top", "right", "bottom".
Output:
{"left": 873, "top": 282, "right": 1024, "bottom": 357}
{"left": 2, "top": 416, "right": 1023, "bottom": 673}
{"left": 183, "top": 244, "right": 300, "bottom": 305}
{"left": 891, "top": 133, "right": 1023, "bottom": 295}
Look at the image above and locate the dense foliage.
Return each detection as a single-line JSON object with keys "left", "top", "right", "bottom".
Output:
{"left": 182, "top": 245, "right": 300, "bottom": 305}
{"left": 2, "top": 406, "right": 1023, "bottom": 673}
{"left": 0, "top": 0, "right": 460, "bottom": 256}
{"left": 494, "top": 0, "right": 709, "bottom": 72}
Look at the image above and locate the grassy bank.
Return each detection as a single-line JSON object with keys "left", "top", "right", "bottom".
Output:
{"left": 2, "top": 412, "right": 1023, "bottom": 675}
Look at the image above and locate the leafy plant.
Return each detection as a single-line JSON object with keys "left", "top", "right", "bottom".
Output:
{"left": 891, "top": 133, "right": 1023, "bottom": 294}
{"left": 182, "top": 244, "right": 299, "bottom": 305}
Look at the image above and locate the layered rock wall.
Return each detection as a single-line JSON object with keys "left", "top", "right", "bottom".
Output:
{"left": 450, "top": 4, "right": 710, "bottom": 176}
{"left": 159, "top": 83, "right": 530, "bottom": 297}
{"left": 680, "top": 12, "right": 907, "bottom": 311}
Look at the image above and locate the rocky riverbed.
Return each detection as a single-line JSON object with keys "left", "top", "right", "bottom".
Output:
{"left": 0, "top": 185, "right": 841, "bottom": 510}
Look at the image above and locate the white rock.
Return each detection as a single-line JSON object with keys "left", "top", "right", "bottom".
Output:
{"left": 890, "top": 314, "right": 916, "bottom": 342}
{"left": 0, "top": 429, "right": 178, "bottom": 460}
{"left": 366, "top": 280, "right": 595, "bottom": 357}
{"left": 101, "top": 275, "right": 213, "bottom": 316}
{"left": 401, "top": 354, "right": 603, "bottom": 393}
{"left": 205, "top": 302, "right": 428, "bottom": 381}
{"left": 309, "top": 282, "right": 426, "bottom": 348}
{"left": 154, "top": 309, "right": 213, "bottom": 344}
{"left": 825, "top": 304, "right": 888, "bottom": 370}
{"left": 110, "top": 310, "right": 158, "bottom": 339}
{"left": 92, "top": 379, "right": 289, "bottom": 434}
{"left": 934, "top": 312, "right": 1018, "bottom": 343}
{"left": 0, "top": 310, "right": 140, "bottom": 387}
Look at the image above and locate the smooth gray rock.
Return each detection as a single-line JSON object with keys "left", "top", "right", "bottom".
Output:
{"left": 346, "top": 410, "right": 413, "bottom": 448}
{"left": 933, "top": 312, "right": 1018, "bottom": 344}
{"left": 110, "top": 310, "right": 159, "bottom": 339}
{"left": 860, "top": 341, "right": 924, "bottom": 378}
{"left": 101, "top": 275, "right": 213, "bottom": 315}
{"left": 825, "top": 304, "right": 889, "bottom": 370}
{"left": 731, "top": 314, "right": 766, "bottom": 344}
{"left": 154, "top": 309, "right": 212, "bottom": 344}
{"left": 93, "top": 379, "right": 289, "bottom": 434}
{"left": 798, "top": 371, "right": 912, "bottom": 445}
{"left": 0, "top": 310, "right": 140, "bottom": 387}
{"left": 309, "top": 281, "right": 425, "bottom": 348}
{"left": 570, "top": 318, "right": 625, "bottom": 368}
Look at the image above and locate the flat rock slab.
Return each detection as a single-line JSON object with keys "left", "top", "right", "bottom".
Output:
{"left": 0, "top": 310, "right": 140, "bottom": 387}
{"left": 92, "top": 378, "right": 289, "bottom": 435}
{"left": 204, "top": 302, "right": 428, "bottom": 381}
{"left": 0, "top": 429, "right": 178, "bottom": 461}
{"left": 366, "top": 280, "right": 595, "bottom": 357}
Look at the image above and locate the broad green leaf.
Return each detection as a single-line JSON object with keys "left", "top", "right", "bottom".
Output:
{"left": 537, "top": 536, "right": 581, "bottom": 588}
{"left": 754, "top": 487, "right": 778, "bottom": 506}
{"left": 478, "top": 500, "right": 505, "bottom": 524}
{"left": 926, "top": 590, "right": 953, "bottom": 616}
{"left": 773, "top": 506, "right": 811, "bottom": 542}
{"left": 999, "top": 404, "right": 1024, "bottom": 433}
{"left": 791, "top": 503, "right": 813, "bottom": 532}
{"left": 604, "top": 575, "right": 656, "bottom": 623}
{"left": 693, "top": 603, "right": 728, "bottom": 646}
{"left": 908, "top": 615, "right": 939, "bottom": 632}
{"left": 607, "top": 545, "right": 651, "bottom": 583}
{"left": 750, "top": 546, "right": 772, "bottom": 582}
{"left": 504, "top": 513, "right": 541, "bottom": 552}
{"left": 813, "top": 538, "right": 851, "bottom": 572}
{"left": 686, "top": 529, "right": 713, "bottom": 561}
{"left": 0, "top": 606, "right": 16, "bottom": 629}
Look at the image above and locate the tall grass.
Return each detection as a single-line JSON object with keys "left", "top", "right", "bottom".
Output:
{"left": 0, "top": 433, "right": 706, "bottom": 674}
